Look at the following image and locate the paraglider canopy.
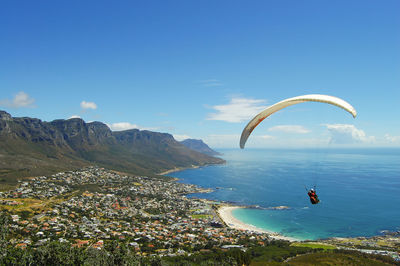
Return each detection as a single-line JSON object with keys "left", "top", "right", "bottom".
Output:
{"left": 240, "top": 94, "right": 357, "bottom": 149}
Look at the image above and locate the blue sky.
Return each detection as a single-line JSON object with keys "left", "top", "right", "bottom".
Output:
{"left": 1, "top": 0, "right": 399, "bottom": 148}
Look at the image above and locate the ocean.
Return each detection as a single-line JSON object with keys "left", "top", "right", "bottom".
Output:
{"left": 170, "top": 148, "right": 400, "bottom": 240}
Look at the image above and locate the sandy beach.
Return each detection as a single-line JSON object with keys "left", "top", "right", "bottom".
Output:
{"left": 217, "top": 205, "right": 298, "bottom": 242}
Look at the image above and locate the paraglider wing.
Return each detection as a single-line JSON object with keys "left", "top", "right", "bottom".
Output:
{"left": 240, "top": 94, "right": 357, "bottom": 149}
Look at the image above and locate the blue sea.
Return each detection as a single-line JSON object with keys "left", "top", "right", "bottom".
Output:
{"left": 170, "top": 148, "right": 400, "bottom": 240}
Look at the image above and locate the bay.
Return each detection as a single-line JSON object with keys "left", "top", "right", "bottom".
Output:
{"left": 170, "top": 148, "right": 400, "bottom": 240}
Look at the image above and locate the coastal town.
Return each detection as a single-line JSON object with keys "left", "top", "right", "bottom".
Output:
{"left": 0, "top": 167, "right": 270, "bottom": 256}
{"left": 0, "top": 166, "right": 399, "bottom": 262}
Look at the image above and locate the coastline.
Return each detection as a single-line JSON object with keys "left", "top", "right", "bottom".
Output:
{"left": 158, "top": 165, "right": 200, "bottom": 176}
{"left": 159, "top": 159, "right": 225, "bottom": 176}
{"left": 161, "top": 162, "right": 298, "bottom": 242}
{"left": 217, "top": 205, "right": 298, "bottom": 242}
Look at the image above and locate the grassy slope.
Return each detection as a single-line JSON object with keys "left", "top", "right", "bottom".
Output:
{"left": 290, "top": 242, "right": 336, "bottom": 250}
{"left": 0, "top": 138, "right": 88, "bottom": 185}
{"left": 284, "top": 252, "right": 396, "bottom": 265}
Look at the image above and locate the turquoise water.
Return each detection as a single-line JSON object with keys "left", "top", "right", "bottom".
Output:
{"left": 171, "top": 148, "right": 400, "bottom": 240}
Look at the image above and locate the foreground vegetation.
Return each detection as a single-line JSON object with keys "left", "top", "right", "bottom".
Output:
{"left": 1, "top": 239, "right": 398, "bottom": 265}
{"left": 286, "top": 250, "right": 399, "bottom": 266}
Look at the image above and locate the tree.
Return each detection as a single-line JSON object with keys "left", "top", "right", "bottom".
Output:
{"left": 0, "top": 212, "right": 10, "bottom": 259}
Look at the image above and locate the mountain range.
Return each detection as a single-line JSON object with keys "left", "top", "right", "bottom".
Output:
{"left": 0, "top": 110, "right": 224, "bottom": 183}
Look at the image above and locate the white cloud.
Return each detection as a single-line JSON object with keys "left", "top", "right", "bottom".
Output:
{"left": 325, "top": 124, "right": 375, "bottom": 144}
{"left": 107, "top": 122, "right": 158, "bottom": 132}
{"left": 268, "top": 125, "right": 310, "bottom": 134}
{"left": 173, "top": 134, "right": 191, "bottom": 141}
{"left": 68, "top": 115, "right": 81, "bottom": 119}
{"left": 0, "top": 91, "right": 35, "bottom": 108}
{"left": 384, "top": 134, "right": 400, "bottom": 144}
{"left": 13, "top": 92, "right": 35, "bottom": 107}
{"left": 80, "top": 101, "right": 97, "bottom": 110}
{"left": 259, "top": 135, "right": 275, "bottom": 140}
{"left": 108, "top": 122, "right": 139, "bottom": 131}
{"left": 207, "top": 97, "right": 267, "bottom": 123}
{"left": 198, "top": 79, "right": 223, "bottom": 87}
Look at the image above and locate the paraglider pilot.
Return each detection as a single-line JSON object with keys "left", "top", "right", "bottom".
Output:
{"left": 307, "top": 188, "right": 319, "bottom": 204}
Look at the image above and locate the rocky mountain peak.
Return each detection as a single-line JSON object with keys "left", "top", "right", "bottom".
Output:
{"left": 0, "top": 111, "right": 12, "bottom": 121}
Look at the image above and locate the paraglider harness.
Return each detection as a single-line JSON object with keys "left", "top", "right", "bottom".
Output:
{"left": 306, "top": 186, "right": 320, "bottom": 204}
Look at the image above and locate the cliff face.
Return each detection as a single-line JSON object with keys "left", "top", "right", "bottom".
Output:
{"left": 49, "top": 118, "right": 116, "bottom": 149}
{"left": 0, "top": 111, "right": 224, "bottom": 181}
